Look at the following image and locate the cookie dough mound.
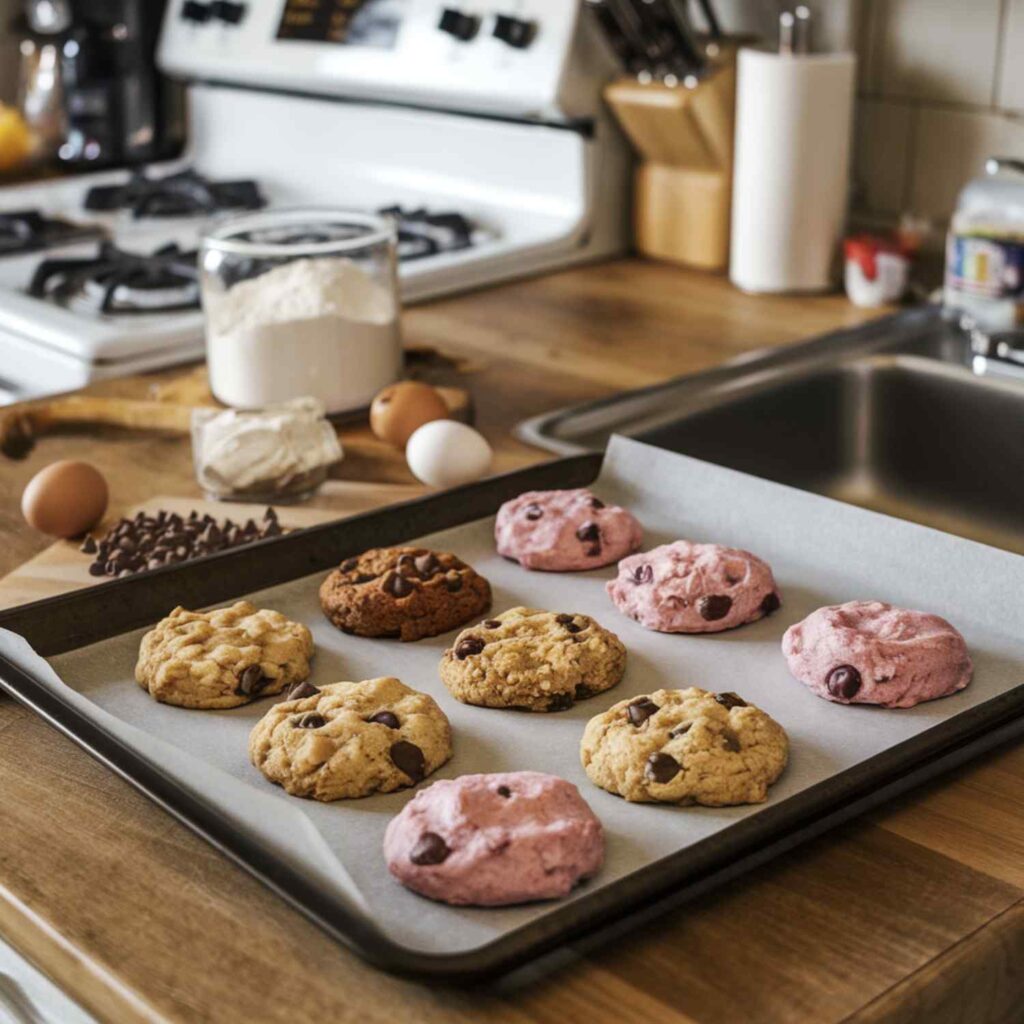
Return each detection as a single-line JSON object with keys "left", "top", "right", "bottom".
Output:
{"left": 439, "top": 606, "right": 626, "bottom": 712}
{"left": 608, "top": 541, "right": 781, "bottom": 634}
{"left": 135, "top": 601, "right": 314, "bottom": 709}
{"left": 782, "top": 600, "right": 973, "bottom": 708}
{"left": 495, "top": 488, "right": 642, "bottom": 571}
{"left": 249, "top": 677, "right": 452, "bottom": 801}
{"left": 581, "top": 687, "right": 788, "bottom": 805}
{"left": 319, "top": 547, "right": 491, "bottom": 641}
{"left": 383, "top": 771, "right": 604, "bottom": 906}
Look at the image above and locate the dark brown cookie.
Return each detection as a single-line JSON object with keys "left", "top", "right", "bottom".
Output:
{"left": 319, "top": 547, "right": 491, "bottom": 641}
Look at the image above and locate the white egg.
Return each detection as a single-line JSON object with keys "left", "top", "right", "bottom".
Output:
{"left": 406, "top": 420, "right": 493, "bottom": 488}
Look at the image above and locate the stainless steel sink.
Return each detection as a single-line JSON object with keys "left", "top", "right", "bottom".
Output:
{"left": 517, "top": 307, "right": 1024, "bottom": 554}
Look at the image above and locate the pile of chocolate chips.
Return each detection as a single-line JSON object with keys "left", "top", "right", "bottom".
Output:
{"left": 80, "top": 506, "right": 283, "bottom": 578}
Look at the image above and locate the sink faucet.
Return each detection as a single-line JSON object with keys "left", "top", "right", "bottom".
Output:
{"left": 963, "top": 314, "right": 1024, "bottom": 379}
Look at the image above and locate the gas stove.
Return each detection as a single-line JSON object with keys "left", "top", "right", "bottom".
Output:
{"left": 0, "top": 210, "right": 106, "bottom": 257}
{"left": 83, "top": 168, "right": 267, "bottom": 219}
{"left": 0, "top": 0, "right": 630, "bottom": 402}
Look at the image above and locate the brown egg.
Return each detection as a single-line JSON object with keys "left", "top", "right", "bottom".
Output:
{"left": 370, "top": 381, "right": 449, "bottom": 448}
{"left": 21, "top": 460, "right": 109, "bottom": 539}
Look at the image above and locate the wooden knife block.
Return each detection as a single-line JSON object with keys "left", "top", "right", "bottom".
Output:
{"left": 605, "top": 47, "right": 737, "bottom": 271}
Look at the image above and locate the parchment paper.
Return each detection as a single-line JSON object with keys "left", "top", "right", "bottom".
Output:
{"left": 3, "top": 436, "right": 1023, "bottom": 957}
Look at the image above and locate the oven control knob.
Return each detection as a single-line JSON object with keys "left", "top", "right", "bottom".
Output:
{"left": 210, "top": 0, "right": 246, "bottom": 24}
{"left": 180, "top": 1, "right": 211, "bottom": 22}
{"left": 492, "top": 14, "right": 536, "bottom": 48}
{"left": 438, "top": 8, "right": 479, "bottom": 41}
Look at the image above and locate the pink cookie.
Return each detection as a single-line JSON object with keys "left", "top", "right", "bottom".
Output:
{"left": 607, "top": 541, "right": 781, "bottom": 634}
{"left": 495, "top": 488, "right": 642, "bottom": 571}
{"left": 383, "top": 771, "right": 604, "bottom": 906}
{"left": 782, "top": 600, "right": 973, "bottom": 709}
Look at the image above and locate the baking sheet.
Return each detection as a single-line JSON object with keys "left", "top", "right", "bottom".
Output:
{"left": 3, "top": 435, "right": 1024, "bottom": 958}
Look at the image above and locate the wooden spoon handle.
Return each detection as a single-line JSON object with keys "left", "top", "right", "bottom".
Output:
{"left": 0, "top": 396, "right": 196, "bottom": 459}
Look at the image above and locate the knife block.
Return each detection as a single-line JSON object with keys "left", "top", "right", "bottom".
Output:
{"left": 605, "top": 47, "right": 737, "bottom": 271}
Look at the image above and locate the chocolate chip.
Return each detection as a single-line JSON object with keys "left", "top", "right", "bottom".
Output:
{"left": 367, "top": 710, "right": 400, "bottom": 729}
{"left": 455, "top": 635, "right": 485, "bottom": 659}
{"left": 697, "top": 594, "right": 733, "bottom": 621}
{"left": 555, "top": 613, "right": 583, "bottom": 634}
{"left": 633, "top": 564, "right": 653, "bottom": 585}
{"left": 147, "top": 557, "right": 165, "bottom": 570}
{"left": 483, "top": 619, "right": 501, "bottom": 629}
{"left": 88, "top": 560, "right": 107, "bottom": 577}
{"left": 826, "top": 664, "right": 862, "bottom": 700}
{"left": 287, "top": 680, "right": 320, "bottom": 701}
{"left": 396, "top": 553, "right": 417, "bottom": 575}
{"left": 496, "top": 785, "right": 512, "bottom": 798}
{"left": 236, "top": 664, "right": 267, "bottom": 697}
{"left": 80, "top": 536, "right": 97, "bottom": 554}
{"left": 410, "top": 832, "right": 449, "bottom": 865}
{"left": 355, "top": 572, "right": 377, "bottom": 584}
{"left": 714, "top": 692, "right": 747, "bottom": 709}
{"left": 414, "top": 553, "right": 440, "bottom": 578}
{"left": 576, "top": 522, "right": 600, "bottom": 543}
{"left": 627, "top": 696, "right": 659, "bottom": 726}
{"left": 574, "top": 683, "right": 595, "bottom": 700}
{"left": 722, "top": 730, "right": 741, "bottom": 753}
{"left": 390, "top": 741, "right": 425, "bottom": 782}
{"left": 524, "top": 503, "right": 543, "bottom": 520}
{"left": 384, "top": 571, "right": 414, "bottom": 598}
{"left": 443, "top": 572, "right": 463, "bottom": 593}
{"left": 669, "top": 722, "right": 692, "bottom": 738}
{"left": 760, "top": 591, "right": 781, "bottom": 615}
{"left": 590, "top": 497, "right": 605, "bottom": 509}
{"left": 261, "top": 519, "right": 282, "bottom": 538}
{"left": 293, "top": 713, "right": 326, "bottom": 729}
{"left": 547, "top": 693, "right": 574, "bottom": 712}
{"left": 264, "top": 507, "right": 278, "bottom": 522}
{"left": 646, "top": 752, "right": 680, "bottom": 783}
{"left": 340, "top": 557, "right": 359, "bottom": 572}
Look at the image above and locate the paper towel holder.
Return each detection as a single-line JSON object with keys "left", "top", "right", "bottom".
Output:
{"left": 604, "top": 43, "right": 738, "bottom": 272}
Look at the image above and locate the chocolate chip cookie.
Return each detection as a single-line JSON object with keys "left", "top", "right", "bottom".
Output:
{"left": 249, "top": 677, "right": 452, "bottom": 801}
{"left": 580, "top": 687, "right": 788, "bottom": 805}
{"left": 608, "top": 541, "right": 781, "bottom": 634}
{"left": 494, "top": 488, "right": 643, "bottom": 571}
{"left": 319, "top": 547, "right": 491, "bottom": 642}
{"left": 134, "top": 601, "right": 314, "bottom": 710}
{"left": 439, "top": 606, "right": 626, "bottom": 712}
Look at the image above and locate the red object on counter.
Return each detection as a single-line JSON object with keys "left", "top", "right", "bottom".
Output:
{"left": 843, "top": 234, "right": 908, "bottom": 282}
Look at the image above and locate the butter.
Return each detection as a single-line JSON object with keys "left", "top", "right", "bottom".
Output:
{"left": 192, "top": 398, "right": 342, "bottom": 500}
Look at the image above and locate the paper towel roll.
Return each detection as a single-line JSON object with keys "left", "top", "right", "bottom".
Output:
{"left": 729, "top": 48, "right": 856, "bottom": 293}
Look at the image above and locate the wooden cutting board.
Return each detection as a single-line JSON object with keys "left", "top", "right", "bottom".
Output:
{"left": 0, "top": 481, "right": 424, "bottom": 611}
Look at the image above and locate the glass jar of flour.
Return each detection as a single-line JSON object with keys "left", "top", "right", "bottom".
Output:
{"left": 200, "top": 209, "right": 401, "bottom": 414}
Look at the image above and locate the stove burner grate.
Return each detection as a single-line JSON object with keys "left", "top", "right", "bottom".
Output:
{"left": 84, "top": 168, "right": 266, "bottom": 219}
{"left": 29, "top": 241, "right": 200, "bottom": 314}
{"left": 0, "top": 209, "right": 106, "bottom": 257}
{"left": 379, "top": 206, "right": 479, "bottom": 261}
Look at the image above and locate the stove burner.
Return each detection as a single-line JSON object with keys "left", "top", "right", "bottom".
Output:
{"left": 84, "top": 169, "right": 266, "bottom": 219}
{"left": 379, "top": 206, "right": 478, "bottom": 261}
{"left": 0, "top": 209, "right": 106, "bottom": 257}
{"left": 29, "top": 241, "right": 200, "bottom": 314}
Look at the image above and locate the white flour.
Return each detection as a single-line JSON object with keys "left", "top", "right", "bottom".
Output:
{"left": 205, "top": 257, "right": 401, "bottom": 413}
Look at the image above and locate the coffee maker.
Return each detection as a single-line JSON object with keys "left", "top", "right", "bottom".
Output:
{"left": 18, "top": 0, "right": 183, "bottom": 168}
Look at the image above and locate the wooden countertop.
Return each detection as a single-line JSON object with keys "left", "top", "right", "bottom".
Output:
{"left": 2, "top": 262, "right": 1023, "bottom": 1024}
